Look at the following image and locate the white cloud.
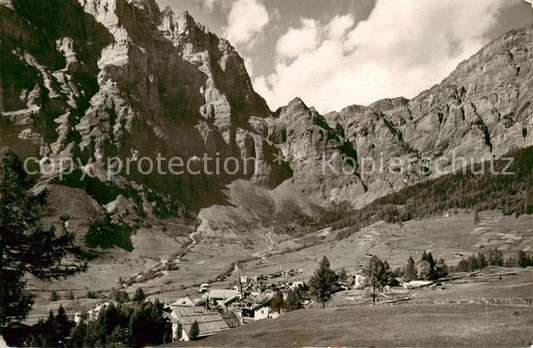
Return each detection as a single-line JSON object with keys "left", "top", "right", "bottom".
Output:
{"left": 254, "top": 0, "right": 510, "bottom": 113}
{"left": 276, "top": 19, "right": 319, "bottom": 58}
{"left": 327, "top": 15, "right": 354, "bottom": 40}
{"left": 223, "top": 0, "right": 269, "bottom": 48}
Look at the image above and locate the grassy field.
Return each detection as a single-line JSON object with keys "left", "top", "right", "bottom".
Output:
{"left": 237, "top": 210, "right": 533, "bottom": 280}
{"left": 177, "top": 303, "right": 533, "bottom": 347}
{"left": 26, "top": 210, "right": 532, "bottom": 322}
{"left": 169, "top": 269, "right": 533, "bottom": 347}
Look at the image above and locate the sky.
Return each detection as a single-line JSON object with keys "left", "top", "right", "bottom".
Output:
{"left": 156, "top": 0, "right": 533, "bottom": 113}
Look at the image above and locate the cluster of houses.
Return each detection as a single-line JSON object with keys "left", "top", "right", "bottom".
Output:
{"left": 74, "top": 267, "right": 441, "bottom": 342}
{"left": 167, "top": 270, "right": 308, "bottom": 341}
{"left": 73, "top": 269, "right": 307, "bottom": 342}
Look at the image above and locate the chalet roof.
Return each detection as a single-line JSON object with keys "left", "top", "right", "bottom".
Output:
{"left": 172, "top": 307, "right": 229, "bottom": 337}
{"left": 252, "top": 298, "right": 272, "bottom": 310}
{"left": 219, "top": 310, "right": 241, "bottom": 329}
{"left": 204, "top": 288, "right": 238, "bottom": 300}
{"left": 171, "top": 296, "right": 196, "bottom": 307}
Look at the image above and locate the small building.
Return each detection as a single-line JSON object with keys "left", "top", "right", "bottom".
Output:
{"left": 76, "top": 301, "right": 117, "bottom": 324}
{"left": 171, "top": 295, "right": 196, "bottom": 307}
{"left": 354, "top": 273, "right": 368, "bottom": 289}
{"left": 252, "top": 300, "right": 280, "bottom": 320}
{"left": 170, "top": 307, "right": 229, "bottom": 341}
{"left": 289, "top": 281, "right": 304, "bottom": 289}
{"left": 253, "top": 303, "right": 271, "bottom": 320}
{"left": 204, "top": 288, "right": 240, "bottom": 305}
{"left": 199, "top": 283, "right": 210, "bottom": 293}
{"left": 402, "top": 280, "right": 433, "bottom": 289}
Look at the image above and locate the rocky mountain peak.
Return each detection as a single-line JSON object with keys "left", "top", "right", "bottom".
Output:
{"left": 0, "top": 2, "right": 532, "bottom": 240}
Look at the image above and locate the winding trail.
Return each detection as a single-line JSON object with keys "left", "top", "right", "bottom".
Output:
{"left": 253, "top": 230, "right": 282, "bottom": 271}
{"left": 185, "top": 230, "right": 200, "bottom": 252}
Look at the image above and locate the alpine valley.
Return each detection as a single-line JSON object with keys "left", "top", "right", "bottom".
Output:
{"left": 0, "top": 0, "right": 532, "bottom": 332}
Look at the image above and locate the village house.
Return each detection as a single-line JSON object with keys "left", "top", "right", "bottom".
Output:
{"left": 170, "top": 306, "right": 229, "bottom": 341}
{"left": 171, "top": 295, "right": 197, "bottom": 307}
{"left": 74, "top": 301, "right": 117, "bottom": 324}
{"left": 401, "top": 280, "right": 433, "bottom": 289}
{"left": 352, "top": 271, "right": 368, "bottom": 289}
{"left": 252, "top": 302, "right": 281, "bottom": 320}
{"left": 203, "top": 288, "right": 240, "bottom": 307}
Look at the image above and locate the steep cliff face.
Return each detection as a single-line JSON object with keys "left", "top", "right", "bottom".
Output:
{"left": 0, "top": 0, "right": 532, "bottom": 243}
{"left": 0, "top": 0, "right": 287, "bottom": 223}
{"left": 318, "top": 25, "right": 533, "bottom": 207}
{"left": 199, "top": 22, "right": 533, "bottom": 232}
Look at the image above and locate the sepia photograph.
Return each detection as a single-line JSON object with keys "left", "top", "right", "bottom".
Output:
{"left": 0, "top": 0, "right": 532, "bottom": 346}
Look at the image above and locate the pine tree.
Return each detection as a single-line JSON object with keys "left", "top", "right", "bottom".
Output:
{"left": 189, "top": 320, "right": 199, "bottom": 340}
{"left": 476, "top": 253, "right": 488, "bottom": 269}
{"left": 421, "top": 251, "right": 437, "bottom": 279}
{"left": 435, "top": 258, "right": 449, "bottom": 278}
{"left": 133, "top": 287, "right": 146, "bottom": 302}
{"left": 518, "top": 250, "right": 531, "bottom": 268}
{"left": 487, "top": 247, "right": 503, "bottom": 266}
{"left": 270, "top": 290, "right": 284, "bottom": 313}
{"left": 50, "top": 290, "right": 60, "bottom": 302}
{"left": 338, "top": 267, "right": 348, "bottom": 282}
{"left": 403, "top": 256, "right": 417, "bottom": 281}
{"left": 0, "top": 148, "right": 86, "bottom": 326}
{"left": 285, "top": 288, "right": 303, "bottom": 312}
{"left": 363, "top": 255, "right": 391, "bottom": 305}
{"left": 115, "top": 290, "right": 130, "bottom": 304}
{"left": 56, "top": 304, "right": 73, "bottom": 340}
{"left": 309, "top": 256, "right": 337, "bottom": 308}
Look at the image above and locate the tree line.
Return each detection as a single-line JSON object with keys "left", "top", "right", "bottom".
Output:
{"left": 307, "top": 252, "right": 451, "bottom": 307}
{"left": 280, "top": 146, "right": 533, "bottom": 240}
{"left": 453, "top": 248, "right": 533, "bottom": 272}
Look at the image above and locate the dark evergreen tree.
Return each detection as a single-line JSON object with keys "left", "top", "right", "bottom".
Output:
{"left": 309, "top": 256, "right": 337, "bottom": 308}
{"left": 285, "top": 288, "right": 303, "bottom": 312}
{"left": 518, "top": 250, "right": 532, "bottom": 267}
{"left": 50, "top": 290, "right": 60, "bottom": 302}
{"left": 115, "top": 290, "right": 130, "bottom": 304}
{"left": 363, "top": 255, "right": 392, "bottom": 305}
{"left": 403, "top": 256, "right": 417, "bottom": 281}
{"left": 477, "top": 253, "right": 488, "bottom": 269}
{"left": 435, "top": 258, "right": 449, "bottom": 278}
{"left": 338, "top": 267, "right": 348, "bottom": 282}
{"left": 189, "top": 320, "right": 199, "bottom": 340}
{"left": 0, "top": 149, "right": 86, "bottom": 327}
{"left": 56, "top": 304, "right": 73, "bottom": 339}
{"left": 133, "top": 287, "right": 146, "bottom": 302}
{"left": 270, "top": 290, "right": 285, "bottom": 313}
{"left": 421, "top": 251, "right": 438, "bottom": 279}
{"left": 68, "top": 319, "right": 87, "bottom": 348}
{"left": 487, "top": 247, "right": 504, "bottom": 266}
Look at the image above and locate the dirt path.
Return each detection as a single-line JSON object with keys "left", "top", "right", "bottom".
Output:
{"left": 185, "top": 230, "right": 199, "bottom": 252}
{"left": 253, "top": 229, "right": 282, "bottom": 271}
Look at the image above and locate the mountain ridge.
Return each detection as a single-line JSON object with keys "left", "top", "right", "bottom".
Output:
{"left": 0, "top": 0, "right": 532, "bottom": 248}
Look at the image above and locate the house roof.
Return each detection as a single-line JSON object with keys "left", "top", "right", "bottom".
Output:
{"left": 204, "top": 289, "right": 237, "bottom": 300}
{"left": 252, "top": 298, "right": 272, "bottom": 311}
{"left": 171, "top": 296, "right": 196, "bottom": 307}
{"left": 219, "top": 310, "right": 241, "bottom": 329}
{"left": 172, "top": 307, "right": 229, "bottom": 337}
